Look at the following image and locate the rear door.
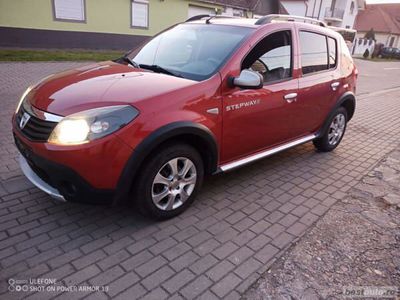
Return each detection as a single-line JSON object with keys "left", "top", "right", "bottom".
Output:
{"left": 294, "top": 30, "right": 339, "bottom": 136}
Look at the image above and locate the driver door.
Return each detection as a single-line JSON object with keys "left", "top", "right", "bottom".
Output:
{"left": 221, "top": 29, "right": 299, "bottom": 163}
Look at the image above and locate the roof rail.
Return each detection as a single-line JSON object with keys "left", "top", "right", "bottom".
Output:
{"left": 185, "top": 14, "right": 211, "bottom": 22}
{"left": 255, "top": 14, "right": 327, "bottom": 27}
{"left": 185, "top": 14, "right": 237, "bottom": 23}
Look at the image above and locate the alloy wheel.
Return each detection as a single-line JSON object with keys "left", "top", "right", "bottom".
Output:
{"left": 151, "top": 157, "right": 197, "bottom": 211}
{"left": 328, "top": 113, "right": 346, "bottom": 146}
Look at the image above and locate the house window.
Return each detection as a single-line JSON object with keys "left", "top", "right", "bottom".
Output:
{"left": 232, "top": 9, "right": 244, "bottom": 17}
{"left": 350, "top": 1, "right": 355, "bottom": 14}
{"left": 132, "top": 0, "right": 149, "bottom": 28}
{"left": 53, "top": 0, "right": 85, "bottom": 22}
{"left": 389, "top": 36, "right": 395, "bottom": 47}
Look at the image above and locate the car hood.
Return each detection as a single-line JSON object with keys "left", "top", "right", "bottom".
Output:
{"left": 28, "top": 61, "right": 197, "bottom": 116}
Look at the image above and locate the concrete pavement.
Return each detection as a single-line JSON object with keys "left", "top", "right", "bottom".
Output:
{"left": 0, "top": 59, "right": 400, "bottom": 299}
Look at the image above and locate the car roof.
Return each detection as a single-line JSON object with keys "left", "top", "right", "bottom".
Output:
{"left": 186, "top": 15, "right": 342, "bottom": 38}
{"left": 188, "top": 18, "right": 259, "bottom": 28}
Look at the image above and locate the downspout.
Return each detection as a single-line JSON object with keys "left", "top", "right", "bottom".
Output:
{"left": 317, "top": 0, "right": 323, "bottom": 19}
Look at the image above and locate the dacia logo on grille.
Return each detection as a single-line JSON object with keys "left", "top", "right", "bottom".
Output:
{"left": 19, "top": 112, "right": 31, "bottom": 129}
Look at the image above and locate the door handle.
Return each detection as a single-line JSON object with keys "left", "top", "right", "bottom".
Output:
{"left": 331, "top": 82, "right": 340, "bottom": 91}
{"left": 284, "top": 93, "right": 297, "bottom": 103}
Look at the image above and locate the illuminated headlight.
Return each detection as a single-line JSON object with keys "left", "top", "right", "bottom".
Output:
{"left": 48, "top": 105, "right": 139, "bottom": 145}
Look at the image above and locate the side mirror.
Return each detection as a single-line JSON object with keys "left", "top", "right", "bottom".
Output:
{"left": 229, "top": 69, "right": 263, "bottom": 90}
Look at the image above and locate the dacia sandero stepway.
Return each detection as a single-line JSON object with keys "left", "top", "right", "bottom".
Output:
{"left": 13, "top": 15, "right": 357, "bottom": 219}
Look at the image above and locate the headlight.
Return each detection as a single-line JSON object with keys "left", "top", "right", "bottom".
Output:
{"left": 48, "top": 105, "right": 139, "bottom": 145}
{"left": 16, "top": 87, "right": 32, "bottom": 113}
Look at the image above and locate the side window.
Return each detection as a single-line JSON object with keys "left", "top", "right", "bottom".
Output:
{"left": 299, "top": 31, "right": 328, "bottom": 74}
{"left": 328, "top": 37, "right": 337, "bottom": 69}
{"left": 242, "top": 31, "right": 292, "bottom": 84}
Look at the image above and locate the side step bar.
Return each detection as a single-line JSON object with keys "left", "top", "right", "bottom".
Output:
{"left": 220, "top": 134, "right": 316, "bottom": 172}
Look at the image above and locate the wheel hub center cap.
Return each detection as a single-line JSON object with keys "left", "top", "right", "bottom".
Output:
{"left": 151, "top": 157, "right": 197, "bottom": 211}
{"left": 170, "top": 180, "right": 180, "bottom": 190}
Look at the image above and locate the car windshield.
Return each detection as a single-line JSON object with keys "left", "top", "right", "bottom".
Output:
{"left": 127, "top": 24, "right": 253, "bottom": 81}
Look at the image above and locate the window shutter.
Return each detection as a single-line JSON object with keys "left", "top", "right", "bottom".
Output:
{"left": 54, "top": 0, "right": 85, "bottom": 21}
{"left": 132, "top": 0, "right": 149, "bottom": 28}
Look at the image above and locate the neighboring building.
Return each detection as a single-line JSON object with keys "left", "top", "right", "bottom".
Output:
{"left": 0, "top": 0, "right": 278, "bottom": 50}
{"left": 280, "top": 0, "right": 365, "bottom": 28}
{"left": 354, "top": 3, "right": 400, "bottom": 48}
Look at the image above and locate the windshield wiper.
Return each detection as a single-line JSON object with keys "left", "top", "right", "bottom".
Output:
{"left": 139, "top": 64, "right": 183, "bottom": 78}
{"left": 121, "top": 56, "right": 140, "bottom": 68}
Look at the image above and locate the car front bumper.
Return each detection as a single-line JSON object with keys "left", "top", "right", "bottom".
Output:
{"left": 19, "top": 154, "right": 66, "bottom": 202}
{"left": 13, "top": 127, "right": 134, "bottom": 204}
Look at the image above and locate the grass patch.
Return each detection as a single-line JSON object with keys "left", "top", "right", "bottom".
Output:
{"left": 0, "top": 49, "right": 124, "bottom": 62}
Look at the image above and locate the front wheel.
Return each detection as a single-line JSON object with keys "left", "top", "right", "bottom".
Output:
{"left": 313, "top": 107, "right": 348, "bottom": 152}
{"left": 134, "top": 143, "right": 204, "bottom": 219}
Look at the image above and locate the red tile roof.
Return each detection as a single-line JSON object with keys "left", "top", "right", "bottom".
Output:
{"left": 199, "top": 0, "right": 259, "bottom": 10}
{"left": 197, "top": 0, "right": 280, "bottom": 15}
{"left": 354, "top": 4, "right": 400, "bottom": 34}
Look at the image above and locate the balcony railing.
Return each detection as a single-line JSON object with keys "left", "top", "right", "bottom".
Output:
{"left": 324, "top": 7, "right": 345, "bottom": 20}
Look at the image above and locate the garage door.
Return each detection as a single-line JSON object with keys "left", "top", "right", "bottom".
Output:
{"left": 188, "top": 5, "right": 215, "bottom": 18}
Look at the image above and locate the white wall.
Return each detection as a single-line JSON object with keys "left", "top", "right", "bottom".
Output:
{"left": 341, "top": 0, "right": 358, "bottom": 28}
{"left": 221, "top": 7, "right": 245, "bottom": 17}
{"left": 282, "top": 0, "right": 361, "bottom": 29}
{"left": 281, "top": 1, "right": 307, "bottom": 16}
{"left": 188, "top": 5, "right": 215, "bottom": 18}
{"left": 352, "top": 37, "right": 375, "bottom": 57}
{"left": 357, "top": 32, "right": 400, "bottom": 47}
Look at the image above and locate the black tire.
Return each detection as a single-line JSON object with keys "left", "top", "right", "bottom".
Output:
{"left": 133, "top": 143, "right": 204, "bottom": 220}
{"left": 313, "top": 107, "right": 348, "bottom": 152}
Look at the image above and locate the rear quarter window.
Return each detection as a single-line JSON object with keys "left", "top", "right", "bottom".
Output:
{"left": 328, "top": 37, "right": 337, "bottom": 69}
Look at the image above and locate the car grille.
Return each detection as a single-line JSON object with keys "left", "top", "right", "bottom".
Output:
{"left": 16, "top": 105, "right": 58, "bottom": 142}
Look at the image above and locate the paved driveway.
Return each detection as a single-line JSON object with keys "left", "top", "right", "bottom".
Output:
{"left": 1, "top": 60, "right": 400, "bottom": 300}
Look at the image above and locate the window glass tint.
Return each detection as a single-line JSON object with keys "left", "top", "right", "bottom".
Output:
{"left": 129, "top": 24, "right": 252, "bottom": 81}
{"left": 243, "top": 31, "right": 292, "bottom": 83}
{"left": 328, "top": 37, "right": 337, "bottom": 68}
{"left": 299, "top": 31, "right": 328, "bottom": 74}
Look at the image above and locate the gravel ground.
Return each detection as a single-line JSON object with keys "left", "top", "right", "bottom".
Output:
{"left": 244, "top": 148, "right": 400, "bottom": 300}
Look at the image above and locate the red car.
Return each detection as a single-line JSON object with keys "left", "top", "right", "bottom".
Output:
{"left": 13, "top": 15, "right": 357, "bottom": 219}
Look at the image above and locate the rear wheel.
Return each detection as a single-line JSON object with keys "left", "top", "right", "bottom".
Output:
{"left": 313, "top": 107, "right": 348, "bottom": 152}
{"left": 134, "top": 143, "right": 204, "bottom": 219}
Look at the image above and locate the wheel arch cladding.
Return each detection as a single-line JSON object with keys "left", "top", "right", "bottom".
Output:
{"left": 114, "top": 121, "right": 218, "bottom": 205}
{"left": 340, "top": 95, "right": 356, "bottom": 121}
{"left": 317, "top": 91, "right": 356, "bottom": 139}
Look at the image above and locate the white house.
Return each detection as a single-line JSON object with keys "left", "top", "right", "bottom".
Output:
{"left": 280, "top": 0, "right": 365, "bottom": 28}
{"left": 354, "top": 4, "right": 400, "bottom": 48}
